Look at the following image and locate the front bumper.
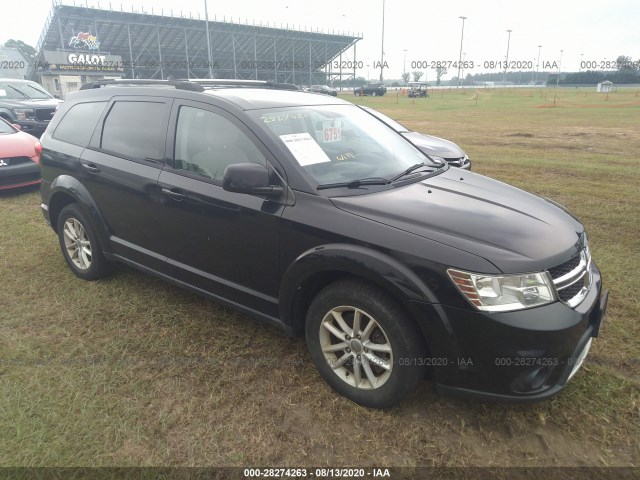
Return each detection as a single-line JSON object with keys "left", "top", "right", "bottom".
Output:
{"left": 0, "top": 161, "right": 41, "bottom": 190}
{"left": 411, "top": 262, "right": 607, "bottom": 402}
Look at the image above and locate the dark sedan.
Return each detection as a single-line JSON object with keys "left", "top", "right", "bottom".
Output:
{"left": 310, "top": 85, "right": 338, "bottom": 96}
{"left": 0, "top": 117, "right": 42, "bottom": 191}
{"left": 360, "top": 106, "right": 471, "bottom": 169}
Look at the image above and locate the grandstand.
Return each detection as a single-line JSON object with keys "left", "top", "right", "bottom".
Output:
{"left": 30, "top": 0, "right": 361, "bottom": 97}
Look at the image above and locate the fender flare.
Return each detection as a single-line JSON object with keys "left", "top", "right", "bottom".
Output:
{"left": 279, "top": 243, "right": 439, "bottom": 331}
{"left": 48, "top": 175, "right": 111, "bottom": 252}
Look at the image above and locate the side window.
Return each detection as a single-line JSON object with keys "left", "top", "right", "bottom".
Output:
{"left": 101, "top": 101, "right": 166, "bottom": 162}
{"left": 174, "top": 106, "right": 266, "bottom": 181}
{"left": 53, "top": 101, "right": 107, "bottom": 146}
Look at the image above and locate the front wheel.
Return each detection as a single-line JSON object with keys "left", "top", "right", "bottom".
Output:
{"left": 371, "top": 91, "right": 377, "bottom": 97}
{"left": 305, "top": 279, "right": 426, "bottom": 408}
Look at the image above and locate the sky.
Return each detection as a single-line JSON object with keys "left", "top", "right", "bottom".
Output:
{"left": 1, "top": 0, "right": 638, "bottom": 80}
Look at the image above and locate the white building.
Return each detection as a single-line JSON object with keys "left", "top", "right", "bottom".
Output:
{"left": 597, "top": 80, "right": 613, "bottom": 93}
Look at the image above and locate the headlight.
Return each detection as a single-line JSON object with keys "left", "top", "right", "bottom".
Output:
{"left": 12, "top": 108, "right": 34, "bottom": 121}
{"left": 447, "top": 269, "right": 556, "bottom": 312}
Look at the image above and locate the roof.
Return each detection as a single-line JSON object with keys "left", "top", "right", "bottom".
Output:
{"left": 206, "top": 88, "right": 350, "bottom": 110}
{"left": 70, "top": 79, "right": 351, "bottom": 111}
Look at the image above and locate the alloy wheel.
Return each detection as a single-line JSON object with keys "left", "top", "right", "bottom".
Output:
{"left": 319, "top": 306, "right": 393, "bottom": 389}
{"left": 62, "top": 217, "right": 92, "bottom": 270}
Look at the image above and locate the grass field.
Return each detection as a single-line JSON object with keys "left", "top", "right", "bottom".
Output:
{"left": 1, "top": 87, "right": 639, "bottom": 467}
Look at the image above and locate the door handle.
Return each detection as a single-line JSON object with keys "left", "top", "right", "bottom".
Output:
{"left": 82, "top": 163, "right": 100, "bottom": 174}
{"left": 162, "top": 188, "right": 186, "bottom": 201}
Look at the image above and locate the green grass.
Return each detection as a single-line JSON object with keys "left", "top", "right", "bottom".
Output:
{"left": 1, "top": 87, "right": 639, "bottom": 467}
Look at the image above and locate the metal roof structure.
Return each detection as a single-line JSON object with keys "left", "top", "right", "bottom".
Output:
{"left": 30, "top": 0, "right": 362, "bottom": 86}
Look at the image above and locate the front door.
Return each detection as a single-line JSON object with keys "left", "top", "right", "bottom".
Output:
{"left": 157, "top": 101, "right": 285, "bottom": 317}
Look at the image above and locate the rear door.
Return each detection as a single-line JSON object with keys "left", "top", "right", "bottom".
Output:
{"left": 157, "top": 100, "right": 285, "bottom": 317}
{"left": 81, "top": 95, "right": 172, "bottom": 272}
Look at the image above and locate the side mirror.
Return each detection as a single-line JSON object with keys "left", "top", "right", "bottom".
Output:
{"left": 12, "top": 124, "right": 22, "bottom": 130}
{"left": 223, "top": 163, "right": 283, "bottom": 197}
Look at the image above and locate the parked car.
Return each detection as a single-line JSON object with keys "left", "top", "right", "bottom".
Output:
{"left": 310, "top": 85, "right": 338, "bottom": 96}
{"left": 407, "top": 82, "right": 429, "bottom": 98}
{"left": 354, "top": 83, "right": 387, "bottom": 96}
{"left": 0, "top": 117, "right": 42, "bottom": 191}
{"left": 39, "top": 79, "right": 607, "bottom": 409}
{"left": 360, "top": 106, "right": 471, "bottom": 170}
{"left": 0, "top": 79, "right": 62, "bottom": 137}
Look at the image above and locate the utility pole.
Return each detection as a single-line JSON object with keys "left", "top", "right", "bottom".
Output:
{"left": 502, "top": 29, "right": 512, "bottom": 85}
{"left": 379, "top": 0, "right": 385, "bottom": 82}
{"left": 457, "top": 16, "right": 467, "bottom": 88}
{"left": 204, "top": 0, "right": 214, "bottom": 78}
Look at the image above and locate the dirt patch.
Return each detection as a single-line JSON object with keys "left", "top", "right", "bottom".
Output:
{"left": 506, "top": 133, "right": 535, "bottom": 138}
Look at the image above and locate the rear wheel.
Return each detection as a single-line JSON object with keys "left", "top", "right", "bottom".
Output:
{"left": 305, "top": 279, "right": 426, "bottom": 408}
{"left": 371, "top": 91, "right": 378, "bottom": 97}
{"left": 57, "top": 204, "right": 111, "bottom": 280}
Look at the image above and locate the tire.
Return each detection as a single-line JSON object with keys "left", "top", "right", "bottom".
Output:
{"left": 57, "top": 203, "right": 111, "bottom": 280}
{"left": 305, "top": 279, "right": 426, "bottom": 409}
{"left": 371, "top": 91, "right": 377, "bottom": 97}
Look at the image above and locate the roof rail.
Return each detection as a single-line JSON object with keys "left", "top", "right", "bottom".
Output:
{"left": 78, "top": 78, "right": 301, "bottom": 93}
{"left": 183, "top": 79, "right": 300, "bottom": 91}
{"left": 79, "top": 79, "right": 205, "bottom": 92}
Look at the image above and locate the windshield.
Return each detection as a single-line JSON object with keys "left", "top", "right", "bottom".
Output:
{"left": 0, "top": 119, "right": 16, "bottom": 134}
{"left": 251, "top": 105, "right": 438, "bottom": 187}
{"left": 0, "top": 82, "right": 53, "bottom": 100}
{"left": 360, "top": 106, "right": 411, "bottom": 133}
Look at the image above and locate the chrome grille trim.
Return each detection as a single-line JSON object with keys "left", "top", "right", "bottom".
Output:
{"left": 554, "top": 255, "right": 588, "bottom": 288}
{"left": 549, "top": 245, "right": 591, "bottom": 308}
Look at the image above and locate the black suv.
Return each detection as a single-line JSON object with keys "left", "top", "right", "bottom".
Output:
{"left": 40, "top": 79, "right": 607, "bottom": 408}
{"left": 0, "top": 79, "right": 62, "bottom": 137}
{"left": 354, "top": 83, "right": 387, "bottom": 96}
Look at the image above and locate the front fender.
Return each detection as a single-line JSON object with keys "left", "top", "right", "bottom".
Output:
{"left": 279, "top": 243, "right": 438, "bottom": 327}
{"left": 47, "top": 175, "right": 111, "bottom": 252}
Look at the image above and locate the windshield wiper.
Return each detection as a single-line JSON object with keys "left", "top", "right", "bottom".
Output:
{"left": 5, "top": 85, "right": 29, "bottom": 99}
{"left": 316, "top": 177, "right": 391, "bottom": 190}
{"left": 390, "top": 162, "right": 436, "bottom": 182}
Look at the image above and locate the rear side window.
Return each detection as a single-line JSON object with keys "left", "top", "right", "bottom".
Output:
{"left": 53, "top": 101, "right": 107, "bottom": 146}
{"left": 101, "top": 101, "right": 166, "bottom": 162}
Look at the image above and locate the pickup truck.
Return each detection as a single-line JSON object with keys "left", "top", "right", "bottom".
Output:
{"left": 0, "top": 79, "right": 61, "bottom": 137}
{"left": 354, "top": 83, "right": 387, "bottom": 96}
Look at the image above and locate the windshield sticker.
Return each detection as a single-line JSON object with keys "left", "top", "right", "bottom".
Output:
{"left": 280, "top": 133, "right": 332, "bottom": 166}
{"left": 335, "top": 152, "right": 356, "bottom": 161}
{"left": 261, "top": 112, "right": 310, "bottom": 123}
{"left": 322, "top": 119, "right": 342, "bottom": 143}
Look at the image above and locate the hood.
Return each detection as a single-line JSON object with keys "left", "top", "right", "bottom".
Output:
{"left": 330, "top": 169, "right": 584, "bottom": 273}
{"left": 0, "top": 130, "right": 38, "bottom": 158}
{"left": 402, "top": 132, "right": 466, "bottom": 159}
{"left": 0, "top": 98, "right": 62, "bottom": 109}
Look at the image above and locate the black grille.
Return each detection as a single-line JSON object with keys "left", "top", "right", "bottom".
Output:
{"left": 35, "top": 108, "right": 55, "bottom": 122}
{"left": 548, "top": 253, "right": 581, "bottom": 279}
{"left": 0, "top": 156, "right": 32, "bottom": 166}
{"left": 445, "top": 157, "right": 465, "bottom": 165}
{"left": 558, "top": 278, "right": 585, "bottom": 302}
